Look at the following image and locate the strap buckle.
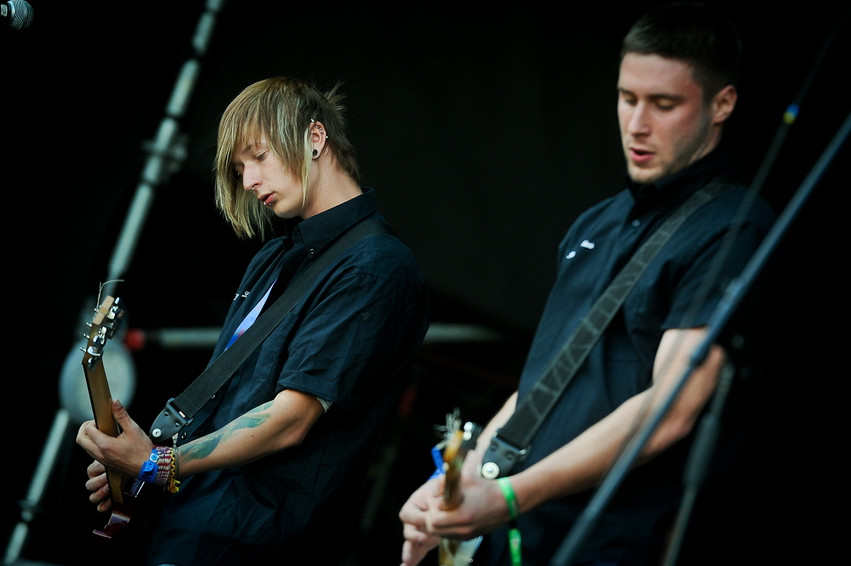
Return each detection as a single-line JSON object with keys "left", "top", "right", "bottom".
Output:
{"left": 149, "top": 397, "right": 193, "bottom": 441}
{"left": 480, "top": 431, "right": 527, "bottom": 479}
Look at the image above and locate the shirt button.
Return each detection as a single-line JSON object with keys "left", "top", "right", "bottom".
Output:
{"left": 308, "top": 248, "right": 316, "bottom": 256}
{"left": 632, "top": 219, "right": 641, "bottom": 228}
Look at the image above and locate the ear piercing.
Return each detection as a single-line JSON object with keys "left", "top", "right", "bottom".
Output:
{"left": 310, "top": 118, "right": 328, "bottom": 138}
{"left": 310, "top": 119, "right": 325, "bottom": 159}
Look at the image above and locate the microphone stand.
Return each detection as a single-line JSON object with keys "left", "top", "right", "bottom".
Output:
{"left": 549, "top": 110, "right": 850, "bottom": 566}
{"left": 100, "top": 0, "right": 225, "bottom": 299}
{"left": 3, "top": 2, "right": 226, "bottom": 564}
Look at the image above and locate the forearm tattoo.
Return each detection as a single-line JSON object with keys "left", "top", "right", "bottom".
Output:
{"left": 180, "top": 401, "right": 274, "bottom": 464}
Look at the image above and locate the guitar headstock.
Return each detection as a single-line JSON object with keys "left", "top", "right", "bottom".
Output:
{"left": 437, "top": 409, "right": 481, "bottom": 509}
{"left": 83, "top": 296, "right": 126, "bottom": 371}
{"left": 438, "top": 410, "right": 478, "bottom": 466}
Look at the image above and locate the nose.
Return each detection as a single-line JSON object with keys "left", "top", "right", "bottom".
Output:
{"left": 626, "top": 102, "right": 651, "bottom": 136}
{"left": 242, "top": 164, "right": 259, "bottom": 192}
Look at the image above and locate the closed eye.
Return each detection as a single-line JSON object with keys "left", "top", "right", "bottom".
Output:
{"left": 650, "top": 95, "right": 683, "bottom": 111}
{"left": 618, "top": 90, "right": 637, "bottom": 106}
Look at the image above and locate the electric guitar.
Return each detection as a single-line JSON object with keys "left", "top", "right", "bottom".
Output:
{"left": 438, "top": 411, "right": 482, "bottom": 566}
{"left": 81, "top": 295, "right": 143, "bottom": 542}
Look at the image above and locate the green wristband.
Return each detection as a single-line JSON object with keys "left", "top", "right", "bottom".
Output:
{"left": 497, "top": 477, "right": 522, "bottom": 565}
{"left": 497, "top": 477, "right": 519, "bottom": 520}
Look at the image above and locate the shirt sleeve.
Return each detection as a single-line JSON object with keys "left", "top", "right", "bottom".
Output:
{"left": 274, "top": 253, "right": 425, "bottom": 412}
{"left": 664, "top": 213, "right": 772, "bottom": 330}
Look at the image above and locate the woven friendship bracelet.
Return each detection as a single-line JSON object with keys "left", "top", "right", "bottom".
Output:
{"left": 153, "top": 446, "right": 172, "bottom": 486}
{"left": 165, "top": 447, "right": 181, "bottom": 494}
{"left": 148, "top": 445, "right": 181, "bottom": 493}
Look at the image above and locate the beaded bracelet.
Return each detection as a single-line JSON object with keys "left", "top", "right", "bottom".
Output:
{"left": 497, "top": 477, "right": 522, "bottom": 566}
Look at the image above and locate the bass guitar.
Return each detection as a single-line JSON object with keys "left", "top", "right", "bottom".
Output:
{"left": 437, "top": 410, "right": 482, "bottom": 566}
{"left": 81, "top": 295, "right": 143, "bottom": 542}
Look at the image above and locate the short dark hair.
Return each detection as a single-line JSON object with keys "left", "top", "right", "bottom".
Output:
{"left": 621, "top": 2, "right": 741, "bottom": 101}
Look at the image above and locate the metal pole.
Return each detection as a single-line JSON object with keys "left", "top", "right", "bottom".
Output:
{"left": 4, "top": 2, "right": 226, "bottom": 563}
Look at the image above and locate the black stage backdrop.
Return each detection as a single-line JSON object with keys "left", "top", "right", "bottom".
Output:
{"left": 2, "top": 2, "right": 846, "bottom": 564}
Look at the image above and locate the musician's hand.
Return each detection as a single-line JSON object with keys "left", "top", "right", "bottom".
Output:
{"left": 76, "top": 399, "right": 154, "bottom": 478}
{"left": 399, "top": 476, "right": 442, "bottom": 566}
{"left": 425, "top": 471, "right": 508, "bottom": 539}
{"left": 84, "top": 460, "right": 113, "bottom": 513}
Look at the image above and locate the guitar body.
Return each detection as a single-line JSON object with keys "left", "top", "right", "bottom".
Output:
{"left": 82, "top": 295, "right": 143, "bottom": 543}
{"left": 439, "top": 532, "right": 482, "bottom": 566}
{"left": 437, "top": 413, "right": 483, "bottom": 566}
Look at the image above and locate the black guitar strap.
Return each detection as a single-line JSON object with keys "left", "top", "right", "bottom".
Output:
{"left": 149, "top": 218, "right": 387, "bottom": 442}
{"left": 480, "top": 182, "right": 728, "bottom": 479}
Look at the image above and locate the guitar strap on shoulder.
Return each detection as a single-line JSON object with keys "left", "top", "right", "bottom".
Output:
{"left": 480, "top": 182, "right": 728, "bottom": 479}
{"left": 149, "top": 218, "right": 388, "bottom": 442}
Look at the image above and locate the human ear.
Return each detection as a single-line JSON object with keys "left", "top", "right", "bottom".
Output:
{"left": 712, "top": 85, "right": 737, "bottom": 124}
{"left": 310, "top": 120, "right": 328, "bottom": 158}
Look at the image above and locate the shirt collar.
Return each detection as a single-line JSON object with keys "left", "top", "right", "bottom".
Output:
{"left": 288, "top": 187, "right": 378, "bottom": 253}
{"left": 626, "top": 149, "right": 730, "bottom": 207}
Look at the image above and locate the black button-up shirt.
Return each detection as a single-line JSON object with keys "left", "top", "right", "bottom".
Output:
{"left": 148, "top": 188, "right": 429, "bottom": 565}
{"left": 489, "top": 152, "right": 777, "bottom": 565}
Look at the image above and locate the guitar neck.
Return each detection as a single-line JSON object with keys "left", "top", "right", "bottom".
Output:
{"left": 82, "top": 361, "right": 126, "bottom": 504}
{"left": 438, "top": 417, "right": 482, "bottom": 566}
{"left": 442, "top": 429, "right": 465, "bottom": 510}
{"left": 81, "top": 295, "right": 129, "bottom": 506}
{"left": 80, "top": 294, "right": 146, "bottom": 542}
{"left": 84, "top": 362, "right": 119, "bottom": 436}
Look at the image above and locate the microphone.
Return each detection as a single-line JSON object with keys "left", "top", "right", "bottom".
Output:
{"left": 1, "top": 0, "right": 33, "bottom": 30}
